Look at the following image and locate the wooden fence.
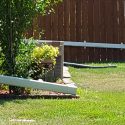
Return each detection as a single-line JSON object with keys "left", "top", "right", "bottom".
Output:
{"left": 27, "top": 0, "right": 125, "bottom": 62}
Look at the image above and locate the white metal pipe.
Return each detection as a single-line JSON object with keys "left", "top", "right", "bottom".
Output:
{"left": 0, "top": 75, "right": 77, "bottom": 95}
{"left": 64, "top": 41, "right": 125, "bottom": 49}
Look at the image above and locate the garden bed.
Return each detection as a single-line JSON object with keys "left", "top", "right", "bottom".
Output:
{"left": 0, "top": 89, "right": 79, "bottom": 99}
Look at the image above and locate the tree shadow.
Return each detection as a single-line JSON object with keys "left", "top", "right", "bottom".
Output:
{"left": 0, "top": 94, "right": 79, "bottom": 105}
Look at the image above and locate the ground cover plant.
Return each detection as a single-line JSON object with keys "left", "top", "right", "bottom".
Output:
{"left": 0, "top": 62, "right": 125, "bottom": 125}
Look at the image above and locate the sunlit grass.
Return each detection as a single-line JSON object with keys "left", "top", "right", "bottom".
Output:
{"left": 0, "top": 62, "right": 125, "bottom": 125}
{"left": 69, "top": 62, "right": 125, "bottom": 92}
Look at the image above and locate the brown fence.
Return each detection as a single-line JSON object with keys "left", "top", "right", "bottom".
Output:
{"left": 27, "top": 0, "right": 125, "bottom": 62}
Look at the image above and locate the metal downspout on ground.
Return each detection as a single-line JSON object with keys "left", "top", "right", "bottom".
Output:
{"left": 0, "top": 75, "right": 77, "bottom": 95}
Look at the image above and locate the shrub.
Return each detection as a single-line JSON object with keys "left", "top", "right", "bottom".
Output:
{"left": 0, "top": 0, "right": 62, "bottom": 94}
{"left": 32, "top": 44, "right": 59, "bottom": 64}
{"left": 9, "top": 39, "right": 37, "bottom": 94}
{"left": 30, "top": 44, "right": 59, "bottom": 80}
{"left": 15, "top": 39, "right": 37, "bottom": 78}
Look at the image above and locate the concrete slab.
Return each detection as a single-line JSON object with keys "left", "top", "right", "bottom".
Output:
{"left": 63, "top": 66, "right": 76, "bottom": 87}
{"left": 63, "top": 66, "right": 71, "bottom": 78}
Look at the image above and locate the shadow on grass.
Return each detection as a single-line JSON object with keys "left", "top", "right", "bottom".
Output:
{"left": 0, "top": 94, "right": 79, "bottom": 105}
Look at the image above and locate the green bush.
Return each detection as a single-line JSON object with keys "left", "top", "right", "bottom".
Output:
{"left": 30, "top": 44, "right": 59, "bottom": 80}
{"left": 0, "top": 0, "right": 62, "bottom": 94}
{"left": 0, "top": 0, "right": 62, "bottom": 78}
{"left": 9, "top": 39, "right": 37, "bottom": 94}
{"left": 32, "top": 44, "right": 59, "bottom": 64}
{"left": 15, "top": 39, "right": 37, "bottom": 78}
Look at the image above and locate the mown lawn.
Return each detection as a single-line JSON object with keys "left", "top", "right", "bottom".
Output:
{"left": 0, "top": 63, "right": 125, "bottom": 125}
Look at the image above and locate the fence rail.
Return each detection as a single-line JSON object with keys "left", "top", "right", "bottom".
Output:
{"left": 64, "top": 41, "right": 125, "bottom": 49}
{"left": 27, "top": 0, "right": 125, "bottom": 62}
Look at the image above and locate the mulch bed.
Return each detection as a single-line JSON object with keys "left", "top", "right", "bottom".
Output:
{"left": 0, "top": 90, "right": 9, "bottom": 95}
{"left": 0, "top": 90, "right": 79, "bottom": 99}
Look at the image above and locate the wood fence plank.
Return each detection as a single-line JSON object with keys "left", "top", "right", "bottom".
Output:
{"left": 33, "top": 16, "right": 40, "bottom": 39}
{"left": 76, "top": 0, "right": 82, "bottom": 41}
{"left": 99, "top": 0, "right": 107, "bottom": 62}
{"left": 76, "top": 0, "right": 83, "bottom": 62}
{"left": 44, "top": 14, "right": 51, "bottom": 40}
{"left": 88, "top": 0, "right": 95, "bottom": 62}
{"left": 51, "top": 6, "right": 58, "bottom": 40}
{"left": 81, "top": 0, "right": 89, "bottom": 62}
{"left": 64, "top": 0, "right": 70, "bottom": 41}
{"left": 70, "top": 47, "right": 78, "bottom": 63}
{"left": 112, "top": 0, "right": 119, "bottom": 61}
{"left": 64, "top": 0, "right": 71, "bottom": 61}
{"left": 64, "top": 46, "right": 70, "bottom": 62}
{"left": 105, "top": 0, "right": 113, "bottom": 61}
{"left": 82, "top": 0, "right": 89, "bottom": 41}
{"left": 38, "top": 15, "right": 46, "bottom": 40}
{"left": 119, "top": 0, "right": 125, "bottom": 61}
{"left": 70, "top": 0, "right": 76, "bottom": 41}
{"left": 58, "top": 2, "right": 64, "bottom": 41}
{"left": 69, "top": 0, "right": 77, "bottom": 62}
{"left": 93, "top": 0, "right": 101, "bottom": 62}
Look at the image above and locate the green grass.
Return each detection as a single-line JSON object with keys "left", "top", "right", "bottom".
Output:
{"left": 1, "top": 63, "right": 125, "bottom": 125}
{"left": 70, "top": 63, "right": 125, "bottom": 92}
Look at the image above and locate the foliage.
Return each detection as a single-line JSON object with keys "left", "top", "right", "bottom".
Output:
{"left": 32, "top": 44, "right": 59, "bottom": 64}
{"left": 15, "top": 39, "right": 37, "bottom": 78}
{"left": 30, "top": 44, "right": 59, "bottom": 80}
{"left": 0, "top": 47, "right": 5, "bottom": 74}
{"left": 9, "top": 39, "right": 37, "bottom": 94}
{"left": 0, "top": 0, "right": 62, "bottom": 76}
{"left": 0, "top": 0, "right": 61, "bottom": 94}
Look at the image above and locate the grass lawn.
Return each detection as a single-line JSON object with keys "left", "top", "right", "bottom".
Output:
{"left": 0, "top": 63, "right": 125, "bottom": 125}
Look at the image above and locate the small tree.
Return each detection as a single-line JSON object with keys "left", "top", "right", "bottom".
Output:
{"left": 0, "top": 0, "right": 61, "bottom": 76}
{"left": 0, "top": 0, "right": 61, "bottom": 94}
